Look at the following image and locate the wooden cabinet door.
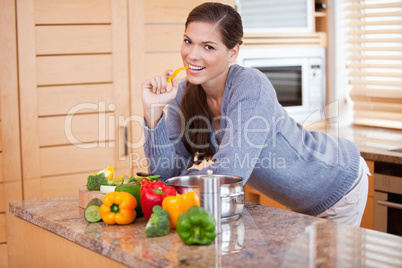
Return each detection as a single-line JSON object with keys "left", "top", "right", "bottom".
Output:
{"left": 1, "top": 0, "right": 24, "bottom": 266}
{"left": 17, "top": 0, "right": 131, "bottom": 200}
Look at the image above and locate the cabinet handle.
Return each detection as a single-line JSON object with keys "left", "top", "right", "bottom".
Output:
{"left": 377, "top": 200, "right": 402, "bottom": 210}
{"left": 124, "top": 125, "right": 128, "bottom": 156}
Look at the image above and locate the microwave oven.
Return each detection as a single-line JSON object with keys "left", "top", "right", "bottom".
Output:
{"left": 237, "top": 47, "right": 327, "bottom": 123}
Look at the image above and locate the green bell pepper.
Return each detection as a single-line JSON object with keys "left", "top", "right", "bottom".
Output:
{"left": 176, "top": 206, "right": 216, "bottom": 245}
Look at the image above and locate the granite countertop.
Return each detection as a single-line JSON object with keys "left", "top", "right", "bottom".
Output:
{"left": 9, "top": 195, "right": 402, "bottom": 267}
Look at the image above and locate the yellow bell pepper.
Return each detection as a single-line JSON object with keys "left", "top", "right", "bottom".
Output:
{"left": 162, "top": 191, "right": 200, "bottom": 229}
{"left": 93, "top": 166, "right": 114, "bottom": 180}
{"left": 167, "top": 66, "right": 190, "bottom": 83}
{"left": 111, "top": 175, "right": 123, "bottom": 181}
{"left": 99, "top": 192, "right": 137, "bottom": 225}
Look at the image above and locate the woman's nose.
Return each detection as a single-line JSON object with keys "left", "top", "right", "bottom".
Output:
{"left": 188, "top": 46, "right": 200, "bottom": 60}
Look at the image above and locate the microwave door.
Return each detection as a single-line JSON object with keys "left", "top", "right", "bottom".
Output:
{"left": 259, "top": 65, "right": 303, "bottom": 107}
{"left": 243, "top": 58, "right": 310, "bottom": 114}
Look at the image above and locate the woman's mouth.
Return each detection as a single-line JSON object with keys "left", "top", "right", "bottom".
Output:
{"left": 189, "top": 64, "right": 205, "bottom": 71}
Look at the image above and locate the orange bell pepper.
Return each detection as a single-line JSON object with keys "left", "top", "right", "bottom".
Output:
{"left": 99, "top": 192, "right": 137, "bottom": 225}
{"left": 162, "top": 191, "right": 200, "bottom": 229}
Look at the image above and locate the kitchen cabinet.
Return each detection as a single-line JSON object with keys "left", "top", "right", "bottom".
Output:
{"left": 244, "top": 185, "right": 285, "bottom": 210}
{"left": 0, "top": 1, "right": 23, "bottom": 267}
{"left": 242, "top": 0, "right": 328, "bottom": 47}
{"left": 1, "top": 0, "right": 132, "bottom": 266}
{"left": 16, "top": 0, "right": 131, "bottom": 201}
{"left": 10, "top": 215, "right": 125, "bottom": 268}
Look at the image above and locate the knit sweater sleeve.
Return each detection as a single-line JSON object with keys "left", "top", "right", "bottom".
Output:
{"left": 142, "top": 84, "right": 195, "bottom": 179}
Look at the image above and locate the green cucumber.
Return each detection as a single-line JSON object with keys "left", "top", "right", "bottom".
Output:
{"left": 84, "top": 198, "right": 103, "bottom": 223}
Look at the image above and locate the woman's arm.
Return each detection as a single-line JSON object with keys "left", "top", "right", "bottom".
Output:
{"left": 143, "top": 82, "right": 195, "bottom": 179}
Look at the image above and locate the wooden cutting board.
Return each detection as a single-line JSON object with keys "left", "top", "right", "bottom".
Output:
{"left": 78, "top": 186, "right": 104, "bottom": 208}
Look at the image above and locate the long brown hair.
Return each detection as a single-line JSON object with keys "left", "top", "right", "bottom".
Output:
{"left": 180, "top": 2, "right": 243, "bottom": 164}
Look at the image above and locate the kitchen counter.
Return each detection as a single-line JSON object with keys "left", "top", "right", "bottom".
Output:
{"left": 8, "top": 195, "right": 402, "bottom": 267}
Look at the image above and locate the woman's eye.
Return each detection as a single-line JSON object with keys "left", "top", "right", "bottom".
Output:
{"left": 184, "top": 39, "right": 192, "bottom": 45}
{"left": 205, "top": 45, "right": 215, "bottom": 50}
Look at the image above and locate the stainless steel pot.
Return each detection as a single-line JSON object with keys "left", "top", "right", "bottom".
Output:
{"left": 164, "top": 174, "right": 244, "bottom": 220}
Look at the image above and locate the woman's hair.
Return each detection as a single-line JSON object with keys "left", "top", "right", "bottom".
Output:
{"left": 185, "top": 2, "right": 243, "bottom": 49}
{"left": 180, "top": 2, "right": 243, "bottom": 164}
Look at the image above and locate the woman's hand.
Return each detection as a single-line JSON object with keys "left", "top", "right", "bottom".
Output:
{"left": 141, "top": 70, "right": 179, "bottom": 129}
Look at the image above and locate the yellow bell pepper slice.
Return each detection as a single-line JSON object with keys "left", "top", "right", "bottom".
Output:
{"left": 162, "top": 191, "right": 200, "bottom": 229}
{"left": 167, "top": 66, "right": 190, "bottom": 83}
{"left": 93, "top": 166, "right": 114, "bottom": 181}
{"left": 111, "top": 175, "right": 123, "bottom": 181}
{"left": 99, "top": 192, "right": 137, "bottom": 225}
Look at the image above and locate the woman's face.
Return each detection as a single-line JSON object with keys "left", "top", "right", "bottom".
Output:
{"left": 181, "top": 21, "right": 238, "bottom": 88}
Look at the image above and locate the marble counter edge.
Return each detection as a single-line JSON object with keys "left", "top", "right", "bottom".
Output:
{"left": 360, "top": 150, "right": 402, "bottom": 165}
{"left": 8, "top": 195, "right": 155, "bottom": 267}
{"left": 8, "top": 195, "right": 402, "bottom": 267}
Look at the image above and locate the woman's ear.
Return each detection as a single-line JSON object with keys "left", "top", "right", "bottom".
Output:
{"left": 228, "top": 44, "right": 240, "bottom": 63}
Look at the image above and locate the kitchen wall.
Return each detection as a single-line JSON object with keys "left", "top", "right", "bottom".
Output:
{"left": 328, "top": 0, "right": 354, "bottom": 127}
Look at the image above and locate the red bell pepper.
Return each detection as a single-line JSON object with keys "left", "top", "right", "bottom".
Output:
{"left": 140, "top": 181, "right": 177, "bottom": 220}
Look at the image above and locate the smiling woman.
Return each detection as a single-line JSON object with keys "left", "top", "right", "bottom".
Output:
{"left": 140, "top": 2, "right": 370, "bottom": 227}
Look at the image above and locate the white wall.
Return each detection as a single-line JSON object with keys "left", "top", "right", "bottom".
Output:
{"left": 328, "top": 0, "right": 354, "bottom": 126}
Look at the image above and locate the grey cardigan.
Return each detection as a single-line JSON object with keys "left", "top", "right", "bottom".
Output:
{"left": 143, "top": 64, "right": 361, "bottom": 215}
